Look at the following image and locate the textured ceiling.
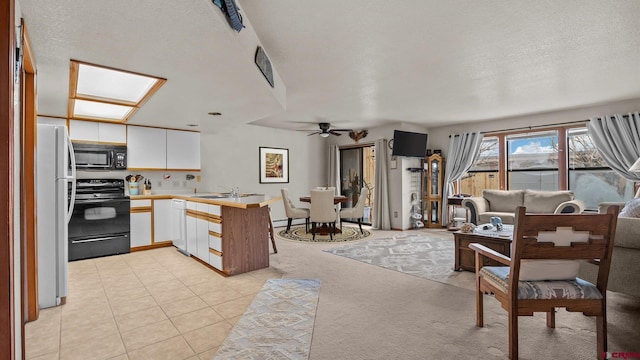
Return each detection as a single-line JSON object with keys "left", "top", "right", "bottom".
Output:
{"left": 18, "top": 0, "right": 640, "bottom": 133}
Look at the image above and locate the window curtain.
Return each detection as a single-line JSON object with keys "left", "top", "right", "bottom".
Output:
{"left": 441, "top": 132, "right": 483, "bottom": 226}
{"left": 373, "top": 139, "right": 391, "bottom": 229}
{"left": 328, "top": 144, "right": 340, "bottom": 194}
{"left": 587, "top": 113, "right": 640, "bottom": 182}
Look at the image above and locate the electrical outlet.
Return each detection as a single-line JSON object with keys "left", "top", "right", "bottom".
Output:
{"left": 196, "top": 175, "right": 201, "bottom": 182}
{"left": 394, "top": 211, "right": 398, "bottom": 218}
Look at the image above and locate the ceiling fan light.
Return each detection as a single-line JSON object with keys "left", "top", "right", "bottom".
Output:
{"left": 320, "top": 133, "right": 330, "bottom": 138}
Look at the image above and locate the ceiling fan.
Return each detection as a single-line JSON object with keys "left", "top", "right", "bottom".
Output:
{"left": 299, "top": 122, "right": 352, "bottom": 138}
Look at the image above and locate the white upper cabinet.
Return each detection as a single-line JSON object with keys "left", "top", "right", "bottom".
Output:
{"left": 166, "top": 130, "right": 200, "bottom": 170}
{"left": 127, "top": 126, "right": 167, "bottom": 169}
{"left": 99, "top": 122, "right": 127, "bottom": 143}
{"left": 69, "top": 120, "right": 126, "bottom": 143}
{"left": 128, "top": 126, "right": 200, "bottom": 170}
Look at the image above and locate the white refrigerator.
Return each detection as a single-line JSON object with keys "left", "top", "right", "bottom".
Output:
{"left": 36, "top": 124, "right": 76, "bottom": 309}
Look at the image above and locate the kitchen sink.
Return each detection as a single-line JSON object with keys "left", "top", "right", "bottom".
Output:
{"left": 192, "top": 194, "right": 231, "bottom": 199}
{"left": 191, "top": 193, "right": 263, "bottom": 199}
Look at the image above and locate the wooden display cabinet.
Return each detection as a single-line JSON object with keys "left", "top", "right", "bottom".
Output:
{"left": 421, "top": 154, "right": 444, "bottom": 228}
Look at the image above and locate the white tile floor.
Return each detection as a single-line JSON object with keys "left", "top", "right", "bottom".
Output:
{"left": 25, "top": 247, "right": 283, "bottom": 360}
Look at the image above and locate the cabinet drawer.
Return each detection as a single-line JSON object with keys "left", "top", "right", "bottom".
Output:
{"left": 186, "top": 201, "right": 197, "bottom": 210}
{"left": 209, "top": 220, "right": 222, "bottom": 234}
{"left": 196, "top": 202, "right": 209, "bottom": 212}
{"left": 209, "top": 204, "right": 221, "bottom": 216}
{"left": 209, "top": 233, "right": 222, "bottom": 252}
{"left": 131, "top": 199, "right": 151, "bottom": 207}
{"left": 209, "top": 250, "right": 223, "bottom": 270}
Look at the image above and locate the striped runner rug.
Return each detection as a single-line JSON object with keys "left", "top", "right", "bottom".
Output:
{"left": 214, "top": 279, "right": 321, "bottom": 360}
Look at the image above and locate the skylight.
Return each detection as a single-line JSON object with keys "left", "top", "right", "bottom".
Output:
{"left": 68, "top": 60, "right": 166, "bottom": 122}
{"left": 73, "top": 100, "right": 134, "bottom": 120}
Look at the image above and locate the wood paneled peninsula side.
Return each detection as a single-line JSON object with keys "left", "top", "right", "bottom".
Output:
{"left": 130, "top": 193, "right": 282, "bottom": 275}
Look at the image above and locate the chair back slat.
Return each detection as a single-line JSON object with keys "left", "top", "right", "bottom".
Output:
{"left": 517, "top": 241, "right": 609, "bottom": 260}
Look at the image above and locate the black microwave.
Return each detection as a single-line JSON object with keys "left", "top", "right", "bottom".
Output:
{"left": 72, "top": 143, "right": 127, "bottom": 170}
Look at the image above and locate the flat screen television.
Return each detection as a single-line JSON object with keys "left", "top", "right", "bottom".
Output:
{"left": 391, "top": 130, "right": 428, "bottom": 158}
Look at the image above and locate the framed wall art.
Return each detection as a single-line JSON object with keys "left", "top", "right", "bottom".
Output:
{"left": 259, "top": 147, "right": 289, "bottom": 183}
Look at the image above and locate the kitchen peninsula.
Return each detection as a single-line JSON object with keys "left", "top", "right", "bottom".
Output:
{"left": 130, "top": 193, "right": 282, "bottom": 276}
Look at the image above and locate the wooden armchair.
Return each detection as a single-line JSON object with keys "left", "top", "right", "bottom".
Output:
{"left": 469, "top": 205, "right": 619, "bottom": 360}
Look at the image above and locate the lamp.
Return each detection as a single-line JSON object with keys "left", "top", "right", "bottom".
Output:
{"left": 320, "top": 133, "right": 330, "bottom": 138}
{"left": 629, "top": 157, "right": 640, "bottom": 198}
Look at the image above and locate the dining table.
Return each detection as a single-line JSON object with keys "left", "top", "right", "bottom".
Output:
{"left": 300, "top": 195, "right": 349, "bottom": 234}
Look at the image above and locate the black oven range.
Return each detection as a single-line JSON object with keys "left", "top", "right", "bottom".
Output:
{"left": 68, "top": 179, "right": 130, "bottom": 261}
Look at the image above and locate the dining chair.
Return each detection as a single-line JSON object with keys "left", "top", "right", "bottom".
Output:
{"left": 310, "top": 189, "right": 337, "bottom": 240}
{"left": 281, "top": 188, "right": 310, "bottom": 233}
{"left": 314, "top": 186, "right": 336, "bottom": 194}
{"left": 469, "top": 205, "right": 619, "bottom": 360}
{"left": 339, "top": 187, "right": 368, "bottom": 234}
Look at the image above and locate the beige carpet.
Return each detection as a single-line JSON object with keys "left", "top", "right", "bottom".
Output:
{"left": 272, "top": 228, "right": 640, "bottom": 360}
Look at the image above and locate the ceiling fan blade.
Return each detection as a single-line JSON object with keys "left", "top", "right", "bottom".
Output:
{"left": 307, "top": 131, "right": 320, "bottom": 136}
{"left": 331, "top": 129, "right": 352, "bottom": 132}
{"left": 329, "top": 130, "right": 343, "bottom": 136}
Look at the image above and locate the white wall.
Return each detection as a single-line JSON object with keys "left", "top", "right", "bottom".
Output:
{"left": 200, "top": 124, "right": 325, "bottom": 224}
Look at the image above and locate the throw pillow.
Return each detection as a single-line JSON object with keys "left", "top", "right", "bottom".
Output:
{"left": 518, "top": 227, "right": 589, "bottom": 281}
{"left": 619, "top": 198, "right": 640, "bottom": 218}
{"left": 483, "top": 190, "right": 523, "bottom": 213}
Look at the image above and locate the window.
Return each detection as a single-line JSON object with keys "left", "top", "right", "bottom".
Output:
{"left": 461, "top": 125, "right": 635, "bottom": 210}
{"left": 567, "top": 128, "right": 634, "bottom": 210}
{"left": 507, "top": 130, "right": 559, "bottom": 191}
{"left": 460, "top": 137, "right": 499, "bottom": 196}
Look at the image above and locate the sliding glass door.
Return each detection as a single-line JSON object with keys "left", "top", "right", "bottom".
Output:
{"left": 340, "top": 146, "right": 374, "bottom": 225}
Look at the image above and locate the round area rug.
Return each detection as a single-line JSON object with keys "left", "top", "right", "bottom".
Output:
{"left": 278, "top": 225, "right": 371, "bottom": 243}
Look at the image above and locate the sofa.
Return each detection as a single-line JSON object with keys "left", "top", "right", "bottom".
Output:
{"left": 578, "top": 202, "right": 640, "bottom": 298}
{"left": 461, "top": 189, "right": 585, "bottom": 225}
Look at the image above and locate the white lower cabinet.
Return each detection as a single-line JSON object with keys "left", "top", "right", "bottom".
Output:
{"left": 130, "top": 212, "right": 152, "bottom": 248}
{"left": 196, "top": 216, "right": 209, "bottom": 260}
{"left": 153, "top": 199, "right": 174, "bottom": 243}
{"left": 209, "top": 251, "right": 223, "bottom": 270}
{"left": 186, "top": 202, "right": 198, "bottom": 256}
{"left": 184, "top": 201, "right": 224, "bottom": 270}
{"left": 208, "top": 234, "right": 222, "bottom": 252}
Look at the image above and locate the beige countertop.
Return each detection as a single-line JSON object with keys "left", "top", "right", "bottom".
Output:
{"left": 129, "top": 193, "right": 282, "bottom": 209}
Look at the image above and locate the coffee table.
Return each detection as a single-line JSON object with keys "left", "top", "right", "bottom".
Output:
{"left": 453, "top": 227, "right": 513, "bottom": 272}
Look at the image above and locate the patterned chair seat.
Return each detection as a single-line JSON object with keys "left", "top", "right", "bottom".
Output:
{"left": 479, "top": 266, "right": 603, "bottom": 300}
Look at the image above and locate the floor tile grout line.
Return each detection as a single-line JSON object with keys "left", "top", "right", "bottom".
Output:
{"left": 94, "top": 257, "right": 131, "bottom": 360}
{"left": 38, "top": 246, "right": 285, "bottom": 359}
{"left": 127, "top": 248, "right": 208, "bottom": 356}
